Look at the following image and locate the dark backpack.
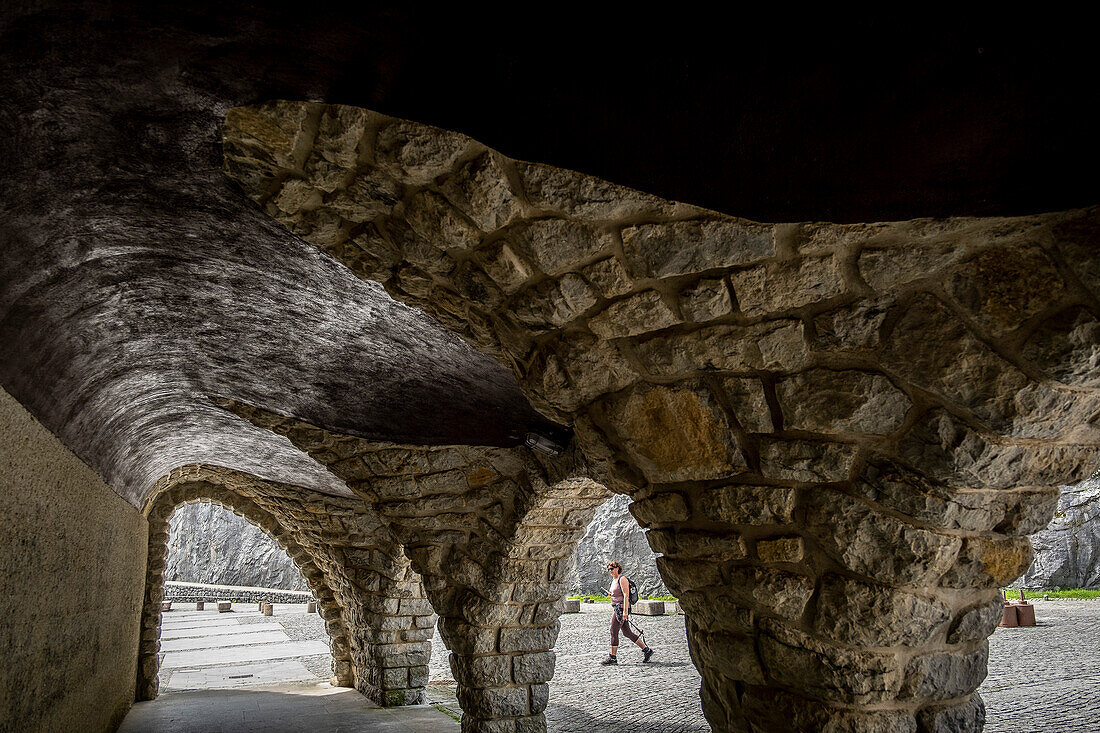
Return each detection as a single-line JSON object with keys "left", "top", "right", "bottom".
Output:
{"left": 626, "top": 576, "right": 639, "bottom": 606}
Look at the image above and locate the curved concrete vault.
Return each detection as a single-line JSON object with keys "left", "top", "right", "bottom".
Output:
{"left": 213, "top": 101, "right": 1100, "bottom": 732}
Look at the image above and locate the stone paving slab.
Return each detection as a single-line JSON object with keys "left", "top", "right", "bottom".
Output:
{"left": 161, "top": 617, "right": 249, "bottom": 631}
{"left": 160, "top": 629, "right": 290, "bottom": 652}
{"left": 120, "top": 681, "right": 460, "bottom": 732}
{"left": 161, "top": 640, "right": 330, "bottom": 669}
{"left": 163, "top": 622, "right": 284, "bottom": 640}
{"left": 164, "top": 660, "right": 318, "bottom": 691}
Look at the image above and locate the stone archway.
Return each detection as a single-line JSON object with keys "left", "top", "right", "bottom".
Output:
{"left": 136, "top": 465, "right": 436, "bottom": 707}
{"left": 220, "top": 399, "right": 613, "bottom": 731}
{"left": 221, "top": 102, "right": 1100, "bottom": 732}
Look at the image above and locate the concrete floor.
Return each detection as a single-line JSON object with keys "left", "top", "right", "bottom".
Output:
{"left": 118, "top": 603, "right": 458, "bottom": 732}
{"left": 118, "top": 682, "right": 459, "bottom": 733}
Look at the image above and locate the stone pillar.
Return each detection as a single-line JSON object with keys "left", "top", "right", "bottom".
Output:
{"left": 221, "top": 104, "right": 1100, "bottom": 732}
{"left": 220, "top": 402, "right": 608, "bottom": 732}
{"left": 317, "top": 545, "right": 435, "bottom": 706}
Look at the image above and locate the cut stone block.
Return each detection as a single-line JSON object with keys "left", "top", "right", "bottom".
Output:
{"left": 632, "top": 600, "right": 665, "bottom": 615}
{"left": 562, "top": 599, "right": 580, "bottom": 613}
{"left": 217, "top": 601, "right": 232, "bottom": 613}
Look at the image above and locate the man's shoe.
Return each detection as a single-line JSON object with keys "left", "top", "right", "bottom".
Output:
{"left": 600, "top": 654, "right": 618, "bottom": 665}
{"left": 643, "top": 647, "right": 654, "bottom": 663}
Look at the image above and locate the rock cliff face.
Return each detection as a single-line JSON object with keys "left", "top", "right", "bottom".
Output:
{"left": 1018, "top": 476, "right": 1100, "bottom": 589}
{"left": 168, "top": 498, "right": 666, "bottom": 596}
{"left": 166, "top": 503, "right": 309, "bottom": 591}
{"left": 568, "top": 494, "right": 668, "bottom": 597}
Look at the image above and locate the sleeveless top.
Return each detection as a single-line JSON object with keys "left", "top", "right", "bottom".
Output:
{"left": 610, "top": 576, "right": 625, "bottom": 603}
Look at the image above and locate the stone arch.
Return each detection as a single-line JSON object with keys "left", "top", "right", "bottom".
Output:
{"left": 136, "top": 466, "right": 355, "bottom": 700}
{"left": 136, "top": 465, "right": 437, "bottom": 708}
{"left": 219, "top": 400, "right": 613, "bottom": 732}
{"left": 222, "top": 103, "right": 1100, "bottom": 731}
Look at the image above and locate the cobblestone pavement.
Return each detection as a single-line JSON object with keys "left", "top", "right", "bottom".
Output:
{"left": 428, "top": 603, "right": 708, "bottom": 733}
{"left": 175, "top": 599, "right": 1100, "bottom": 731}
{"left": 980, "top": 600, "right": 1100, "bottom": 733}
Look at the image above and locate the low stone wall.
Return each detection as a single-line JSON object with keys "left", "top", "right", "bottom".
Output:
{"left": 164, "top": 580, "right": 314, "bottom": 605}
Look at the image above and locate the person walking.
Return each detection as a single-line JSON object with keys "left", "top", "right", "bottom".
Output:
{"left": 601, "top": 561, "right": 654, "bottom": 665}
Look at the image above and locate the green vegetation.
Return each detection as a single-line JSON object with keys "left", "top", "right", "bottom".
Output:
{"left": 432, "top": 704, "right": 461, "bottom": 722}
{"left": 1003, "top": 588, "right": 1100, "bottom": 599}
{"left": 565, "top": 594, "right": 679, "bottom": 602}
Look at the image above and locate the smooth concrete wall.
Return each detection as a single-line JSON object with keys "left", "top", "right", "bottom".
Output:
{"left": 0, "top": 387, "right": 148, "bottom": 732}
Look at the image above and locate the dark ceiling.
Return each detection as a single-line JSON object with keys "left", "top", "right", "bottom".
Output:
{"left": 1, "top": 3, "right": 1095, "bottom": 504}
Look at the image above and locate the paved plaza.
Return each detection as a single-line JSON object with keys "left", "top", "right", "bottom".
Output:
{"left": 120, "top": 598, "right": 1100, "bottom": 732}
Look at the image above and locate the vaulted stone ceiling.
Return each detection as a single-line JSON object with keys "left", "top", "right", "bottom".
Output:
{"left": 1, "top": 3, "right": 1096, "bottom": 509}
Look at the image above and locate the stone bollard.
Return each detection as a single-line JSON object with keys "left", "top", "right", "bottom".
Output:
{"left": 306, "top": 601, "right": 316, "bottom": 613}
{"left": 262, "top": 603, "right": 273, "bottom": 617}
{"left": 258, "top": 602, "right": 265, "bottom": 611}
{"left": 632, "top": 600, "right": 665, "bottom": 616}
{"left": 161, "top": 601, "right": 172, "bottom": 612}
{"left": 217, "top": 601, "right": 231, "bottom": 613}
{"left": 674, "top": 600, "right": 682, "bottom": 614}
{"left": 195, "top": 601, "right": 204, "bottom": 611}
{"left": 563, "top": 599, "right": 581, "bottom": 613}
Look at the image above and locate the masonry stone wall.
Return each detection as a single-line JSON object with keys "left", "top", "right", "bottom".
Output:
{"left": 0, "top": 387, "right": 148, "bottom": 733}
{"left": 164, "top": 581, "right": 314, "bottom": 604}
{"left": 219, "top": 101, "right": 1100, "bottom": 733}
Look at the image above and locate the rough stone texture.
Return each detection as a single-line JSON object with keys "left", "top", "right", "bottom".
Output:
{"left": 167, "top": 502, "right": 310, "bottom": 591}
{"left": 1018, "top": 476, "right": 1100, "bottom": 588}
{"left": 0, "top": 387, "right": 147, "bottom": 732}
{"left": 220, "top": 400, "right": 610, "bottom": 733}
{"left": 222, "top": 102, "right": 1100, "bottom": 732}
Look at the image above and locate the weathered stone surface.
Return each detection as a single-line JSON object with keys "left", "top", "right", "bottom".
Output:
{"left": 603, "top": 382, "right": 745, "bottom": 483}
{"left": 509, "top": 219, "right": 612, "bottom": 276}
{"left": 729, "top": 255, "right": 845, "bottom": 316}
{"left": 759, "top": 439, "right": 857, "bottom": 482}
{"left": 859, "top": 241, "right": 960, "bottom": 292}
{"left": 697, "top": 485, "right": 798, "bottom": 526}
{"left": 623, "top": 220, "right": 775, "bottom": 277}
{"left": 718, "top": 377, "right": 772, "bottom": 432}
{"left": 375, "top": 120, "right": 474, "bottom": 185}
{"left": 587, "top": 290, "right": 680, "bottom": 339}
{"left": 945, "top": 245, "right": 1065, "bottom": 337}
{"left": 1022, "top": 307, "right": 1100, "bottom": 388}
{"left": 805, "top": 493, "right": 963, "bottom": 586}
{"left": 580, "top": 257, "right": 634, "bottom": 299}
{"left": 511, "top": 274, "right": 598, "bottom": 329}
{"left": 633, "top": 320, "right": 807, "bottom": 376}
{"left": 439, "top": 152, "right": 523, "bottom": 232}
{"left": 680, "top": 277, "right": 734, "bottom": 322}
{"left": 777, "top": 369, "right": 910, "bottom": 435}
{"left": 813, "top": 575, "right": 951, "bottom": 647}
{"left": 631, "top": 599, "right": 665, "bottom": 615}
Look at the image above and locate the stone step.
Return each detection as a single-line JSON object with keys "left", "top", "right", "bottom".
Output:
{"left": 160, "top": 630, "right": 291, "bottom": 652}
{"left": 161, "top": 640, "right": 330, "bottom": 669}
